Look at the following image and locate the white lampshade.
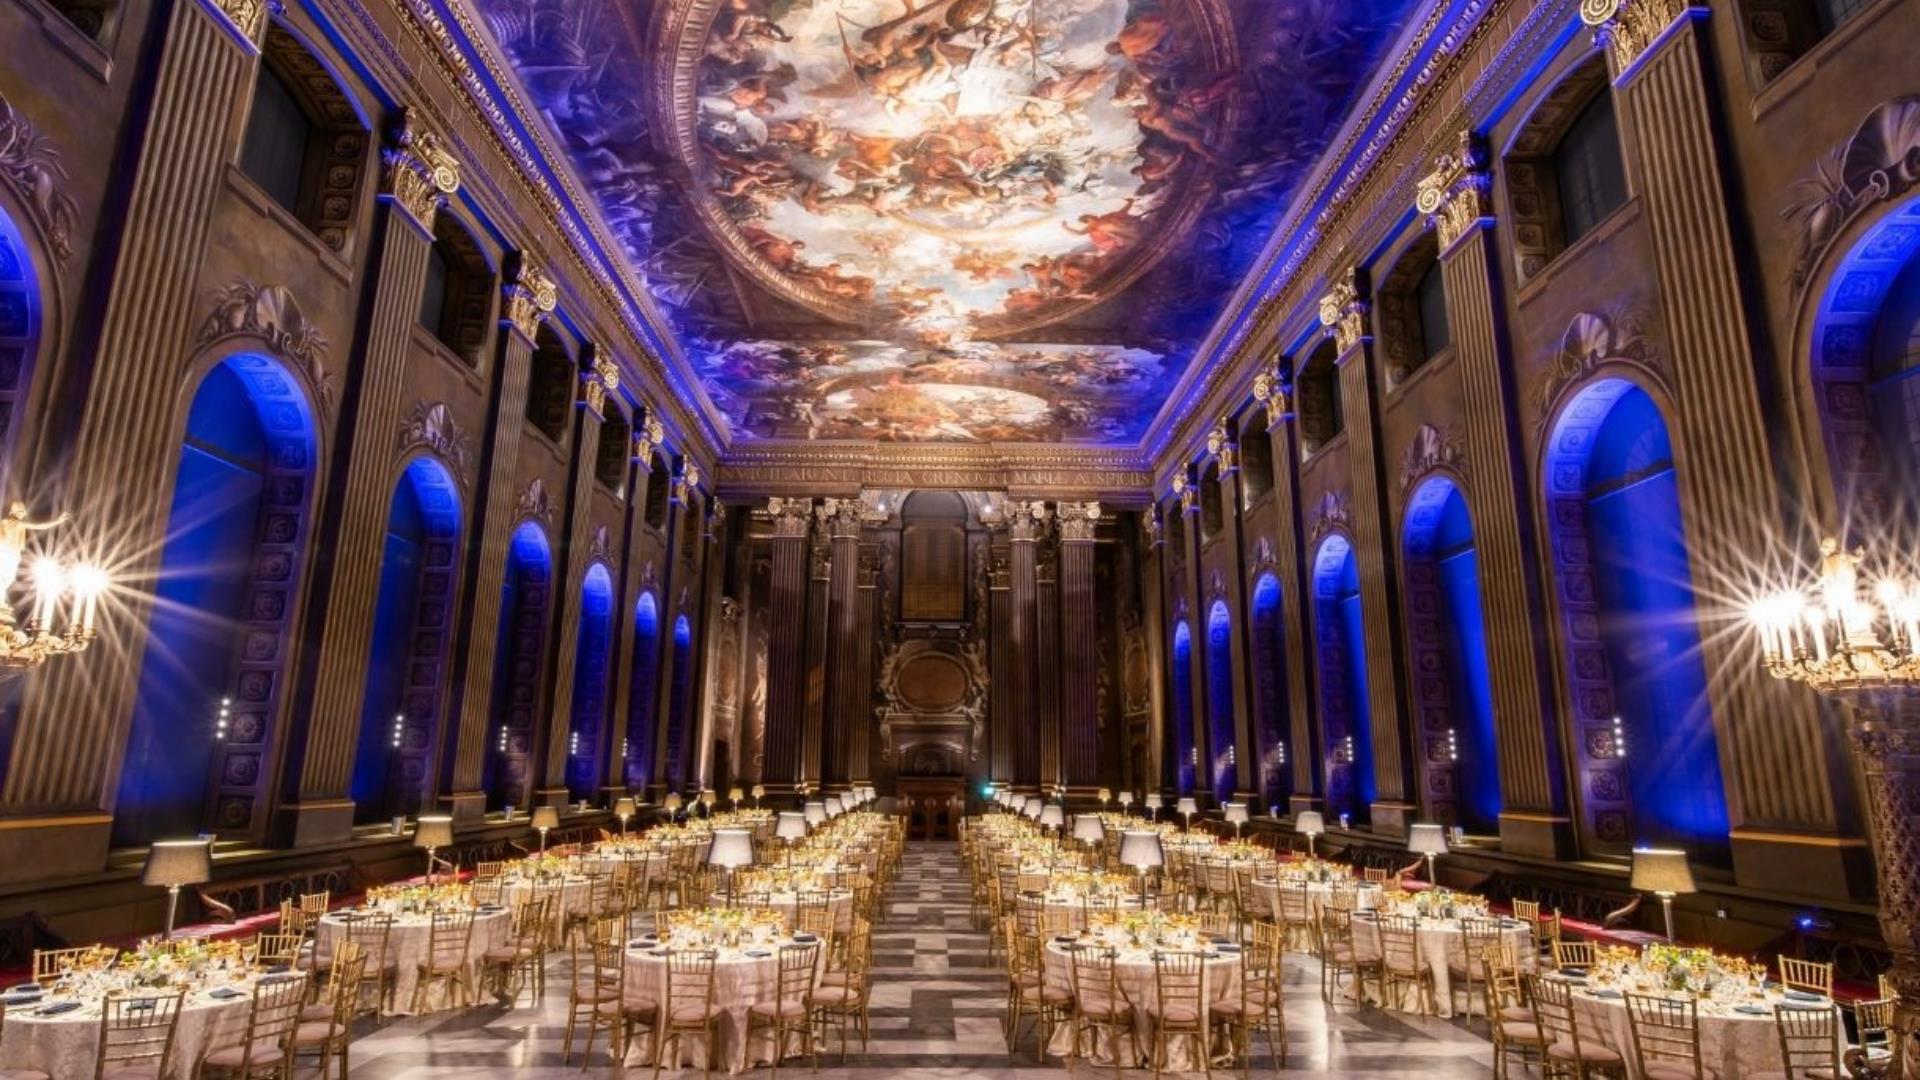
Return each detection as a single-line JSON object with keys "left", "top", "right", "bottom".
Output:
{"left": 707, "top": 829, "right": 755, "bottom": 869}
{"left": 613, "top": 796, "right": 637, "bottom": 819}
{"left": 803, "top": 800, "right": 827, "bottom": 826}
{"left": 700, "top": 790, "right": 716, "bottom": 807}
{"left": 1223, "top": 803, "right": 1249, "bottom": 826}
{"left": 1630, "top": 848, "right": 1696, "bottom": 894}
{"left": 727, "top": 786, "right": 744, "bottom": 803}
{"left": 1072, "top": 815, "right": 1106, "bottom": 844}
{"left": 1023, "top": 797, "right": 1043, "bottom": 819}
{"left": 1118, "top": 831, "right": 1164, "bottom": 870}
{"left": 776, "top": 811, "right": 809, "bottom": 841}
{"left": 1118, "top": 792, "right": 1133, "bottom": 807}
{"left": 531, "top": 805, "right": 561, "bottom": 831}
{"left": 412, "top": 815, "right": 454, "bottom": 850}
{"left": 1144, "top": 793, "right": 1164, "bottom": 811}
{"left": 1296, "top": 810, "right": 1325, "bottom": 836}
{"left": 142, "top": 839, "right": 212, "bottom": 887}
{"left": 1039, "top": 804, "right": 1065, "bottom": 828}
{"left": 751, "top": 784, "right": 766, "bottom": 799}
{"left": 1176, "top": 796, "right": 1198, "bottom": 817}
{"left": 1407, "top": 823, "right": 1449, "bottom": 855}
{"left": 826, "top": 795, "right": 843, "bottom": 817}
{"left": 663, "top": 792, "right": 683, "bottom": 811}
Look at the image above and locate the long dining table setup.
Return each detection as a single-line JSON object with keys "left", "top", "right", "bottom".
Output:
{"left": 963, "top": 797, "right": 1896, "bottom": 1079}
{"left": 0, "top": 790, "right": 900, "bottom": 1079}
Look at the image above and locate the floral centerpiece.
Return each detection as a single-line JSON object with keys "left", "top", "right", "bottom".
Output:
{"left": 664, "top": 906, "right": 785, "bottom": 949}
{"left": 1093, "top": 910, "right": 1201, "bottom": 949}
{"left": 364, "top": 882, "right": 473, "bottom": 915}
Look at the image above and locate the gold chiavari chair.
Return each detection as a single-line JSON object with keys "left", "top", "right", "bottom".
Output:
{"left": 562, "top": 938, "right": 626, "bottom": 1067}
{"left": 1067, "top": 944, "right": 1138, "bottom": 1077}
{"left": 343, "top": 915, "right": 398, "bottom": 1013}
{"left": 1378, "top": 914, "right": 1435, "bottom": 1016}
{"left": 252, "top": 932, "right": 305, "bottom": 970}
{"left": 745, "top": 940, "right": 819, "bottom": 1076}
{"left": 1754, "top": 1004, "right": 1843, "bottom": 1080}
{"left": 1553, "top": 938, "right": 1599, "bottom": 972}
{"left": 1213, "top": 920, "right": 1286, "bottom": 1074}
{"left": 1851, "top": 997, "right": 1896, "bottom": 1072}
{"left": 412, "top": 911, "right": 476, "bottom": 1012}
{"left": 565, "top": 877, "right": 615, "bottom": 945}
{"left": 1881, "top": 973, "right": 1896, "bottom": 1002}
{"left": 32, "top": 947, "right": 98, "bottom": 986}
{"left": 483, "top": 895, "right": 550, "bottom": 1006}
{"left": 1362, "top": 867, "right": 1389, "bottom": 885}
{"left": 93, "top": 990, "right": 184, "bottom": 1080}
{"left": 1777, "top": 957, "right": 1834, "bottom": 998}
{"left": 293, "top": 945, "right": 365, "bottom": 1079}
{"left": 1196, "top": 910, "right": 1239, "bottom": 944}
{"left": 470, "top": 877, "right": 505, "bottom": 907}
{"left": 1528, "top": 973, "right": 1627, "bottom": 1078}
{"left": 298, "top": 891, "right": 330, "bottom": 920}
{"left": 201, "top": 973, "right": 308, "bottom": 1079}
{"left": 1318, "top": 907, "right": 1373, "bottom": 1004}
{"left": 473, "top": 860, "right": 505, "bottom": 881}
{"left": 1450, "top": 916, "right": 1507, "bottom": 1024}
{"left": 1148, "top": 951, "right": 1210, "bottom": 1080}
{"left": 1277, "top": 882, "right": 1318, "bottom": 955}
{"left": 1004, "top": 924, "right": 1072, "bottom": 1062}
{"left": 1487, "top": 950, "right": 1544, "bottom": 1080}
{"left": 652, "top": 949, "right": 721, "bottom": 1080}
{"left": 1624, "top": 991, "right": 1712, "bottom": 1079}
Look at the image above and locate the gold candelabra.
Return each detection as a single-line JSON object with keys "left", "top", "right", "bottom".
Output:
{"left": 0, "top": 504, "right": 107, "bottom": 679}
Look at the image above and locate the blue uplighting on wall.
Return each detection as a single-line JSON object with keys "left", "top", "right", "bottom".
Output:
{"left": 483, "top": 521, "right": 552, "bottom": 809}
{"left": 1172, "top": 620, "right": 1195, "bottom": 795}
{"left": 1407, "top": 476, "right": 1501, "bottom": 834}
{"left": 1206, "top": 601, "right": 1235, "bottom": 804}
{"left": 350, "top": 467, "right": 428, "bottom": 821}
{"left": 1315, "top": 536, "right": 1376, "bottom": 820}
{"left": 1250, "top": 573, "right": 1293, "bottom": 805}
{"left": 662, "top": 614, "right": 694, "bottom": 787}
{"left": 566, "top": 563, "right": 615, "bottom": 801}
{"left": 625, "top": 590, "right": 660, "bottom": 790}
{"left": 118, "top": 354, "right": 315, "bottom": 846}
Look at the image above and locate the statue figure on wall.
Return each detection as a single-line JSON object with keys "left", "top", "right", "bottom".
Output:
{"left": 0, "top": 502, "right": 67, "bottom": 622}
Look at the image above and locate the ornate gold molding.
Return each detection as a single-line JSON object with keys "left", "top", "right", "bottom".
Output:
{"left": 1057, "top": 501, "right": 1102, "bottom": 542}
{"left": 766, "top": 496, "right": 813, "bottom": 538}
{"left": 578, "top": 352, "right": 619, "bottom": 417}
{"left": 1252, "top": 361, "right": 1292, "bottom": 426}
{"left": 196, "top": 280, "right": 336, "bottom": 416}
{"left": 1205, "top": 418, "right": 1237, "bottom": 475}
{"left": 1415, "top": 131, "right": 1493, "bottom": 249}
{"left": 1580, "top": 0, "right": 1690, "bottom": 71}
{"left": 1170, "top": 470, "right": 1198, "bottom": 516}
{"left": 501, "top": 253, "right": 557, "bottom": 340}
{"left": 1318, "top": 272, "right": 1369, "bottom": 356}
{"left": 381, "top": 108, "right": 460, "bottom": 229}
{"left": 206, "top": 0, "right": 266, "bottom": 43}
{"left": 672, "top": 463, "right": 700, "bottom": 505}
{"left": 631, "top": 413, "right": 665, "bottom": 463}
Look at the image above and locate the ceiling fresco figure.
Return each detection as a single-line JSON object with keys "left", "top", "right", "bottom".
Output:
{"left": 479, "top": 0, "right": 1415, "bottom": 442}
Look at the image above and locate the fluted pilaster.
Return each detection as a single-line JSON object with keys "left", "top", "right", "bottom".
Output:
{"left": 1059, "top": 502, "right": 1101, "bottom": 789}
{"left": 760, "top": 498, "right": 812, "bottom": 790}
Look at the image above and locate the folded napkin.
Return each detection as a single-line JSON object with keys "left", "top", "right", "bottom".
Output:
{"left": 33, "top": 1001, "right": 82, "bottom": 1016}
{"left": 6, "top": 984, "right": 40, "bottom": 995}
{"left": 208, "top": 988, "right": 245, "bottom": 1000}
{"left": 1784, "top": 990, "right": 1825, "bottom": 1002}
{"left": 1735, "top": 1004, "right": 1769, "bottom": 1016}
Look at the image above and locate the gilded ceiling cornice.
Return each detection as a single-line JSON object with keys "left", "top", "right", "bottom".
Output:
{"left": 328, "top": 0, "right": 726, "bottom": 466}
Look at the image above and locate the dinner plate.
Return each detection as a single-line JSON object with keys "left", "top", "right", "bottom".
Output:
{"left": 1784, "top": 990, "right": 1825, "bottom": 1002}
{"left": 744, "top": 949, "right": 772, "bottom": 958}
{"left": 6, "top": 984, "right": 40, "bottom": 995}
{"left": 208, "top": 988, "right": 245, "bottom": 1000}
{"left": 1735, "top": 1004, "right": 1769, "bottom": 1016}
{"left": 793, "top": 934, "right": 818, "bottom": 943}
{"left": 32, "top": 1001, "right": 81, "bottom": 1016}
{"left": 1589, "top": 989, "right": 1622, "bottom": 1000}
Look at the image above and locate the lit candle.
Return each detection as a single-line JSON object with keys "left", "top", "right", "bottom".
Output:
{"left": 1807, "top": 607, "right": 1829, "bottom": 664}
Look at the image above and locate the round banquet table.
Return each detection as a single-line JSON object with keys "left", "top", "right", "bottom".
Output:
{"left": 1251, "top": 878, "right": 1381, "bottom": 922}
{"left": 1037, "top": 891, "right": 1147, "bottom": 931}
{"left": 619, "top": 936, "right": 824, "bottom": 1073}
{"left": 1560, "top": 979, "right": 1845, "bottom": 1078}
{"left": 502, "top": 875, "right": 595, "bottom": 935}
{"left": 315, "top": 907, "right": 512, "bottom": 1015}
{"left": 1348, "top": 913, "right": 1533, "bottom": 1018}
{"left": 0, "top": 971, "right": 290, "bottom": 1076}
{"left": 727, "top": 890, "right": 856, "bottom": 935}
{"left": 1040, "top": 938, "right": 1243, "bottom": 1071}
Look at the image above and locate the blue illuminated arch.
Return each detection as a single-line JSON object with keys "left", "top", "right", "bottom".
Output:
{"left": 1402, "top": 474, "right": 1500, "bottom": 834}
{"left": 661, "top": 614, "right": 695, "bottom": 790}
{"left": 566, "top": 563, "right": 616, "bottom": 800}
{"left": 1312, "top": 534, "right": 1375, "bottom": 821}
{"left": 351, "top": 455, "right": 462, "bottom": 823}
{"left": 1544, "top": 376, "right": 1728, "bottom": 862}
{"left": 625, "top": 590, "right": 661, "bottom": 789}
{"left": 1205, "top": 600, "right": 1235, "bottom": 803}
{"left": 1171, "top": 620, "right": 1195, "bottom": 795}
{"left": 483, "top": 520, "right": 553, "bottom": 810}
{"left": 1249, "top": 572, "right": 1293, "bottom": 807}
{"left": 0, "top": 200, "right": 41, "bottom": 482}
{"left": 117, "top": 352, "right": 319, "bottom": 845}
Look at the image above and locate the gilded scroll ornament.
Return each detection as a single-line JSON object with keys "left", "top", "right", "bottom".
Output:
{"left": 516, "top": 477, "right": 555, "bottom": 526}
{"left": 631, "top": 414, "right": 664, "bottom": 463}
{"left": 1580, "top": 0, "right": 1689, "bottom": 71}
{"left": 501, "top": 255, "right": 557, "bottom": 339}
{"left": 1057, "top": 501, "right": 1102, "bottom": 542}
{"left": 196, "top": 280, "right": 335, "bottom": 415}
{"left": 1206, "top": 419, "right": 1237, "bottom": 474}
{"left": 672, "top": 463, "right": 700, "bottom": 504}
{"left": 209, "top": 0, "right": 266, "bottom": 42}
{"left": 1415, "top": 131, "right": 1493, "bottom": 249}
{"left": 382, "top": 109, "right": 461, "bottom": 227}
{"left": 1252, "top": 363, "right": 1293, "bottom": 425}
{"left": 397, "top": 401, "right": 474, "bottom": 486}
{"left": 1318, "top": 273, "right": 1369, "bottom": 355}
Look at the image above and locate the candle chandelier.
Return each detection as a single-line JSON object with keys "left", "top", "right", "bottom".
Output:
{"left": 1750, "top": 537, "right": 1920, "bottom": 691}
{"left": 0, "top": 503, "right": 107, "bottom": 679}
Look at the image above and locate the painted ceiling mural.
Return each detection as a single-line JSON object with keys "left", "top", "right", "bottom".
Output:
{"left": 477, "top": 0, "right": 1417, "bottom": 443}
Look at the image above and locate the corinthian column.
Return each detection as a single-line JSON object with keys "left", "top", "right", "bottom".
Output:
{"left": 821, "top": 498, "right": 862, "bottom": 786}
{"left": 282, "top": 112, "right": 459, "bottom": 845}
{"left": 1006, "top": 501, "right": 1047, "bottom": 787}
{"left": 760, "top": 498, "right": 813, "bottom": 791}
{"left": 1059, "top": 502, "right": 1102, "bottom": 792}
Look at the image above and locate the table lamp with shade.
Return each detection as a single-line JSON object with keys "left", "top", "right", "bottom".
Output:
{"left": 751, "top": 784, "right": 765, "bottom": 807}
{"left": 1119, "top": 830, "right": 1164, "bottom": 905}
{"left": 1630, "top": 848, "right": 1695, "bottom": 942}
{"left": 803, "top": 800, "right": 827, "bottom": 828}
{"left": 1223, "top": 802, "right": 1249, "bottom": 838}
{"left": 776, "top": 810, "right": 808, "bottom": 865}
{"left": 1023, "top": 796, "right": 1043, "bottom": 820}
{"left": 413, "top": 815, "right": 454, "bottom": 886}
{"left": 700, "top": 790, "right": 716, "bottom": 817}
{"left": 728, "top": 786, "right": 743, "bottom": 809}
{"left": 143, "top": 839, "right": 212, "bottom": 939}
{"left": 1039, "top": 804, "right": 1065, "bottom": 834}
{"left": 1098, "top": 787, "right": 1112, "bottom": 809}
{"left": 1144, "top": 792, "right": 1163, "bottom": 821}
{"left": 1295, "top": 810, "right": 1325, "bottom": 857}
{"left": 1408, "top": 823, "right": 1448, "bottom": 884}
{"left": 1072, "top": 814, "right": 1105, "bottom": 851}
{"left": 1118, "top": 791, "right": 1133, "bottom": 816}
{"left": 708, "top": 828, "right": 755, "bottom": 905}
{"left": 531, "top": 805, "right": 560, "bottom": 853}
{"left": 1176, "top": 795, "right": 1198, "bottom": 831}
{"left": 828, "top": 794, "right": 845, "bottom": 818}
{"left": 663, "top": 792, "right": 683, "bottom": 821}
{"left": 614, "top": 796, "right": 636, "bottom": 837}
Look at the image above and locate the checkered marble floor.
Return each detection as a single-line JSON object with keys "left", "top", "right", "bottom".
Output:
{"left": 340, "top": 842, "right": 1503, "bottom": 1077}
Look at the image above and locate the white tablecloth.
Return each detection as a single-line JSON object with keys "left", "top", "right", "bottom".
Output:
{"left": 1041, "top": 941, "right": 1242, "bottom": 1071}
{"left": 0, "top": 975, "right": 276, "bottom": 1076}
{"left": 502, "top": 876, "right": 595, "bottom": 935}
{"left": 1349, "top": 915, "right": 1532, "bottom": 1018}
{"left": 727, "top": 891, "right": 856, "bottom": 935}
{"left": 1252, "top": 879, "right": 1381, "bottom": 922}
{"left": 619, "top": 941, "right": 821, "bottom": 1073}
{"left": 1565, "top": 983, "right": 1844, "bottom": 1078}
{"left": 316, "top": 908, "right": 511, "bottom": 1015}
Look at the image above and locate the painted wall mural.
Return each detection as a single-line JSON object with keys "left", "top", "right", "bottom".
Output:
{"left": 477, "top": 0, "right": 1415, "bottom": 442}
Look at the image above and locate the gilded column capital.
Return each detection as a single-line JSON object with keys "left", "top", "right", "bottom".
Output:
{"left": 501, "top": 252, "right": 557, "bottom": 340}
{"left": 1318, "top": 272, "right": 1369, "bottom": 356}
{"left": 1142, "top": 507, "right": 1165, "bottom": 548}
{"left": 1206, "top": 418, "right": 1238, "bottom": 475}
{"left": 381, "top": 108, "right": 460, "bottom": 229}
{"left": 630, "top": 413, "right": 664, "bottom": 463}
{"left": 1252, "top": 361, "right": 1293, "bottom": 426}
{"left": 1415, "top": 131, "right": 1493, "bottom": 249}
{"left": 203, "top": 0, "right": 266, "bottom": 45}
{"left": 819, "top": 497, "right": 864, "bottom": 539}
{"left": 1057, "top": 501, "right": 1102, "bottom": 542}
{"left": 671, "top": 463, "right": 700, "bottom": 505}
{"left": 767, "top": 497, "right": 815, "bottom": 538}
{"left": 1004, "top": 500, "right": 1049, "bottom": 542}
{"left": 578, "top": 352, "right": 619, "bottom": 417}
{"left": 1170, "top": 469, "right": 1199, "bottom": 516}
{"left": 1580, "top": 0, "right": 1691, "bottom": 72}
